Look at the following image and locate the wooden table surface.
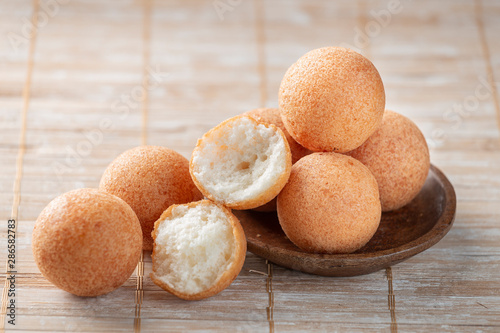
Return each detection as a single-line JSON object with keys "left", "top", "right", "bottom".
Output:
{"left": 1, "top": 0, "right": 499, "bottom": 332}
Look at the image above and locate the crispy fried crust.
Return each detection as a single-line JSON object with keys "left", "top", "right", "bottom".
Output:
{"left": 100, "top": 145, "right": 203, "bottom": 251}
{"left": 279, "top": 47, "right": 385, "bottom": 153}
{"left": 32, "top": 188, "right": 143, "bottom": 297}
{"left": 277, "top": 153, "right": 381, "bottom": 254}
{"left": 346, "top": 110, "right": 430, "bottom": 211}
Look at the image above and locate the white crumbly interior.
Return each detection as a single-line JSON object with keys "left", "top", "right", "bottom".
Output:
{"left": 154, "top": 204, "right": 236, "bottom": 295}
{"left": 192, "top": 117, "right": 287, "bottom": 204}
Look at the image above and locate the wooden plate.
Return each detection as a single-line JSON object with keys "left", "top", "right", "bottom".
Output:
{"left": 234, "top": 164, "right": 456, "bottom": 277}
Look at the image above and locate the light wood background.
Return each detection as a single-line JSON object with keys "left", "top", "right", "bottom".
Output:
{"left": 1, "top": 0, "right": 499, "bottom": 332}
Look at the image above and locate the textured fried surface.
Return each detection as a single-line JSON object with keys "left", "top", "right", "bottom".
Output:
{"left": 279, "top": 47, "right": 385, "bottom": 153}
{"left": 277, "top": 153, "right": 381, "bottom": 254}
{"left": 100, "top": 146, "right": 203, "bottom": 250}
{"left": 32, "top": 188, "right": 142, "bottom": 296}
{"left": 346, "top": 110, "right": 430, "bottom": 211}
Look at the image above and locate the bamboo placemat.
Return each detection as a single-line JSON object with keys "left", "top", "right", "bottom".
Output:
{"left": 1, "top": 0, "right": 499, "bottom": 331}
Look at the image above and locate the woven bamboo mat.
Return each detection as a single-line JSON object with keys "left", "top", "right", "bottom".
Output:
{"left": 1, "top": 0, "right": 499, "bottom": 331}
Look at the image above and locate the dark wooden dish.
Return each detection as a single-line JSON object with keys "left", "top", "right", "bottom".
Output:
{"left": 234, "top": 164, "right": 456, "bottom": 277}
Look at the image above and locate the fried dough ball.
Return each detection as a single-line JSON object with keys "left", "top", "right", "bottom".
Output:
{"left": 279, "top": 47, "right": 385, "bottom": 153}
{"left": 190, "top": 115, "right": 292, "bottom": 210}
{"left": 346, "top": 110, "right": 430, "bottom": 211}
{"left": 277, "top": 153, "right": 381, "bottom": 254}
{"left": 151, "top": 200, "right": 247, "bottom": 300}
{"left": 100, "top": 146, "right": 203, "bottom": 250}
{"left": 32, "top": 188, "right": 142, "bottom": 296}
